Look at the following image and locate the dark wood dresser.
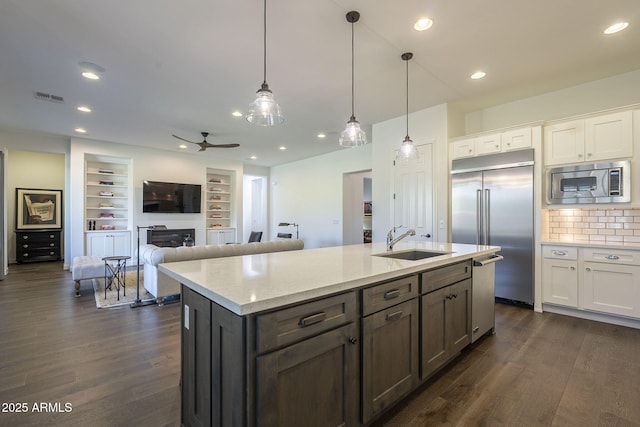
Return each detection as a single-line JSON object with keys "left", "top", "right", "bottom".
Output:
{"left": 15, "top": 230, "right": 62, "bottom": 263}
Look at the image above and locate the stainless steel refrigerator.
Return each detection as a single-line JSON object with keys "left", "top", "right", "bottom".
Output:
{"left": 451, "top": 149, "right": 534, "bottom": 306}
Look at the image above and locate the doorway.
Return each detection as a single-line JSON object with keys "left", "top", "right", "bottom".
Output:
{"left": 343, "top": 170, "right": 372, "bottom": 245}
{"left": 243, "top": 175, "right": 267, "bottom": 243}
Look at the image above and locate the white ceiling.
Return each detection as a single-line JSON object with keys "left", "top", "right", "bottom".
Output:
{"left": 1, "top": 0, "right": 639, "bottom": 167}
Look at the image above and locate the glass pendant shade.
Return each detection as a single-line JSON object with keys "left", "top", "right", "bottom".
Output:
{"left": 246, "top": 82, "right": 284, "bottom": 126}
{"left": 399, "top": 135, "right": 418, "bottom": 159}
{"left": 339, "top": 116, "right": 367, "bottom": 147}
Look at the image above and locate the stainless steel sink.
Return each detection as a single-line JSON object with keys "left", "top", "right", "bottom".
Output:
{"left": 373, "top": 250, "right": 451, "bottom": 261}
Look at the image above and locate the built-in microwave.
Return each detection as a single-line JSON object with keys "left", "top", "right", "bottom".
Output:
{"left": 546, "top": 160, "right": 631, "bottom": 204}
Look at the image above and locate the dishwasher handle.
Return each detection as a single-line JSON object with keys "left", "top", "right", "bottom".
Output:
{"left": 473, "top": 255, "right": 504, "bottom": 267}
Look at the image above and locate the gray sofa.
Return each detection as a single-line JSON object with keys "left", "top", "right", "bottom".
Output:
{"left": 138, "top": 239, "right": 304, "bottom": 302}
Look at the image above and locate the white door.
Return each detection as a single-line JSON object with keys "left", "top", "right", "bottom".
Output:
{"left": 393, "top": 143, "right": 434, "bottom": 241}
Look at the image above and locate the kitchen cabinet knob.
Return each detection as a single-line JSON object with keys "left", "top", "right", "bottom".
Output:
{"left": 348, "top": 337, "right": 358, "bottom": 345}
{"left": 586, "top": 267, "right": 591, "bottom": 272}
{"left": 570, "top": 266, "right": 575, "bottom": 271}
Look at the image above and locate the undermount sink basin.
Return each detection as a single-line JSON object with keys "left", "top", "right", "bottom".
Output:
{"left": 373, "top": 250, "right": 452, "bottom": 261}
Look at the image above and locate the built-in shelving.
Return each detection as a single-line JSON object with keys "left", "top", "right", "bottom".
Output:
{"left": 205, "top": 169, "right": 235, "bottom": 244}
{"left": 84, "top": 154, "right": 131, "bottom": 257}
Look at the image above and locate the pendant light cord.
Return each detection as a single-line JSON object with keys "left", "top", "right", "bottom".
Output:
{"left": 405, "top": 58, "right": 409, "bottom": 138}
{"left": 262, "top": 0, "right": 267, "bottom": 85}
{"left": 350, "top": 20, "right": 355, "bottom": 120}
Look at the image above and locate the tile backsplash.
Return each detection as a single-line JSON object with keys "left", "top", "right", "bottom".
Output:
{"left": 544, "top": 208, "right": 640, "bottom": 243}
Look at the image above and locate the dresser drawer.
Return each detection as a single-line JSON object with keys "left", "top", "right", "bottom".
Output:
{"left": 362, "top": 274, "right": 419, "bottom": 316}
{"left": 542, "top": 245, "right": 578, "bottom": 260}
{"left": 421, "top": 260, "right": 472, "bottom": 294}
{"left": 255, "top": 292, "right": 356, "bottom": 354}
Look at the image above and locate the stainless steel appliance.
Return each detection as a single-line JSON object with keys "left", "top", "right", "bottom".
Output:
{"left": 546, "top": 160, "right": 630, "bottom": 204}
{"left": 451, "top": 149, "right": 534, "bottom": 305}
{"left": 471, "top": 254, "right": 503, "bottom": 342}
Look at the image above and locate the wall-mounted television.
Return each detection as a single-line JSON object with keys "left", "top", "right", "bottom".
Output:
{"left": 142, "top": 180, "right": 202, "bottom": 213}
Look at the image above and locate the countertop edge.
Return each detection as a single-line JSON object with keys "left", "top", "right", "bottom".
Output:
{"left": 159, "top": 244, "right": 500, "bottom": 316}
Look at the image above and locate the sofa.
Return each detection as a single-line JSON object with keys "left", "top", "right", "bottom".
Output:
{"left": 138, "top": 239, "right": 304, "bottom": 302}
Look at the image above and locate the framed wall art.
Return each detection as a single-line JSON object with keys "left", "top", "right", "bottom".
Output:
{"left": 16, "top": 188, "right": 63, "bottom": 229}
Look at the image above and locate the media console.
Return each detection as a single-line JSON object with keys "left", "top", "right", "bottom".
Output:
{"left": 147, "top": 228, "right": 195, "bottom": 247}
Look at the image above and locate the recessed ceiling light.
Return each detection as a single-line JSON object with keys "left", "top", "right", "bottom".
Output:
{"left": 179, "top": 144, "right": 187, "bottom": 149}
{"left": 74, "top": 127, "right": 87, "bottom": 134}
{"left": 249, "top": 155, "right": 258, "bottom": 160}
{"left": 232, "top": 111, "right": 243, "bottom": 117}
{"left": 604, "top": 22, "right": 629, "bottom": 35}
{"left": 470, "top": 71, "right": 486, "bottom": 80}
{"left": 414, "top": 17, "right": 433, "bottom": 31}
{"left": 279, "top": 146, "right": 287, "bottom": 151}
{"left": 317, "top": 133, "right": 326, "bottom": 139}
{"left": 77, "top": 105, "right": 91, "bottom": 113}
{"left": 78, "top": 61, "right": 105, "bottom": 80}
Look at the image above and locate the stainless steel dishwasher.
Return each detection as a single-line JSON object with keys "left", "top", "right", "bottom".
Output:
{"left": 472, "top": 254, "right": 504, "bottom": 343}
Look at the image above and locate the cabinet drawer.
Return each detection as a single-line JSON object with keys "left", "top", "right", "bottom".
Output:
{"left": 255, "top": 292, "right": 356, "bottom": 354}
{"left": 362, "top": 274, "right": 419, "bottom": 316}
{"left": 421, "top": 260, "right": 471, "bottom": 294}
{"left": 542, "top": 245, "right": 578, "bottom": 260}
{"left": 582, "top": 247, "right": 640, "bottom": 265}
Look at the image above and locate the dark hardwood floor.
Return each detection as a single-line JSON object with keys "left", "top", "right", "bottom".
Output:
{"left": 1, "top": 261, "right": 639, "bottom": 426}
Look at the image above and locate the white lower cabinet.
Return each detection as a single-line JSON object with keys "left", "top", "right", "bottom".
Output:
{"left": 581, "top": 248, "right": 640, "bottom": 318}
{"left": 207, "top": 228, "right": 236, "bottom": 245}
{"left": 542, "top": 244, "right": 640, "bottom": 320}
{"left": 86, "top": 231, "right": 131, "bottom": 257}
{"left": 542, "top": 246, "right": 578, "bottom": 307}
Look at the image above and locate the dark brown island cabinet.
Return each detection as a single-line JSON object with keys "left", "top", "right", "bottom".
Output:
{"left": 180, "top": 258, "right": 482, "bottom": 427}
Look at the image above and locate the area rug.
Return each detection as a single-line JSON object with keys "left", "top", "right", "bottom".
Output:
{"left": 92, "top": 270, "right": 155, "bottom": 309}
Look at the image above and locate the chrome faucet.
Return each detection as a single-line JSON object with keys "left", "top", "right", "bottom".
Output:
{"left": 387, "top": 227, "right": 416, "bottom": 251}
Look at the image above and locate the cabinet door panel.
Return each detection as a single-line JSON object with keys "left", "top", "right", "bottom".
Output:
{"left": 582, "top": 262, "right": 640, "bottom": 317}
{"left": 542, "top": 259, "right": 578, "bottom": 307}
{"left": 475, "top": 133, "right": 501, "bottom": 155}
{"left": 448, "top": 279, "right": 472, "bottom": 355}
{"left": 544, "top": 120, "right": 585, "bottom": 166}
{"left": 450, "top": 138, "right": 475, "bottom": 159}
{"left": 421, "top": 287, "right": 448, "bottom": 379}
{"left": 502, "top": 128, "right": 532, "bottom": 151}
{"left": 256, "top": 323, "right": 358, "bottom": 427}
{"left": 585, "top": 111, "right": 633, "bottom": 161}
{"left": 362, "top": 299, "right": 419, "bottom": 423}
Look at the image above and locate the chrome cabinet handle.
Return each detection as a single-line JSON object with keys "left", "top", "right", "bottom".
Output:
{"left": 605, "top": 255, "right": 620, "bottom": 260}
{"left": 552, "top": 250, "right": 567, "bottom": 256}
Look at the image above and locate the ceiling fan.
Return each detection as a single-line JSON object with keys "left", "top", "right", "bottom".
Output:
{"left": 172, "top": 131, "right": 240, "bottom": 151}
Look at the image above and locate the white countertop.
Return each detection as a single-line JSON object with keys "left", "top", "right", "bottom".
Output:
{"left": 158, "top": 241, "right": 500, "bottom": 315}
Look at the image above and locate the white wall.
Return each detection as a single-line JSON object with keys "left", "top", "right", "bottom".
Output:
{"left": 270, "top": 144, "right": 372, "bottom": 248}
{"left": 464, "top": 69, "right": 640, "bottom": 134}
{"left": 69, "top": 138, "right": 244, "bottom": 262}
{"left": 371, "top": 104, "right": 449, "bottom": 244}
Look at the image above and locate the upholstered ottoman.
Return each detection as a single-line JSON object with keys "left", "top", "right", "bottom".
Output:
{"left": 71, "top": 256, "right": 104, "bottom": 297}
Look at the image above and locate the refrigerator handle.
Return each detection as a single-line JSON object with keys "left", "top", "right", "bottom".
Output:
{"left": 485, "top": 189, "right": 491, "bottom": 246}
{"left": 476, "top": 189, "right": 482, "bottom": 245}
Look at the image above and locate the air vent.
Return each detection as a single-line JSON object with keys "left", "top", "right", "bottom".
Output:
{"left": 33, "top": 91, "right": 65, "bottom": 104}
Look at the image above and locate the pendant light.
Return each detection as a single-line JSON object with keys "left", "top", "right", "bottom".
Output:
{"left": 339, "top": 11, "right": 367, "bottom": 147}
{"left": 246, "top": 0, "right": 284, "bottom": 126}
{"left": 399, "top": 52, "right": 418, "bottom": 159}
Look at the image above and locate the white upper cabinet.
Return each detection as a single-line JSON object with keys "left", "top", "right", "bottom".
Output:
{"left": 449, "top": 138, "right": 475, "bottom": 159}
{"left": 501, "top": 127, "right": 532, "bottom": 152}
{"left": 584, "top": 111, "right": 633, "bottom": 162}
{"left": 450, "top": 127, "right": 532, "bottom": 161}
{"left": 474, "top": 133, "right": 501, "bottom": 156}
{"left": 544, "top": 111, "right": 632, "bottom": 166}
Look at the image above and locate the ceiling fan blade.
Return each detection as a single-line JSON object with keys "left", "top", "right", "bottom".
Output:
{"left": 208, "top": 143, "right": 240, "bottom": 148}
{"left": 172, "top": 134, "right": 199, "bottom": 144}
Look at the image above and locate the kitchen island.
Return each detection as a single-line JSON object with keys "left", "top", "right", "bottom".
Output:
{"left": 159, "top": 241, "right": 501, "bottom": 427}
